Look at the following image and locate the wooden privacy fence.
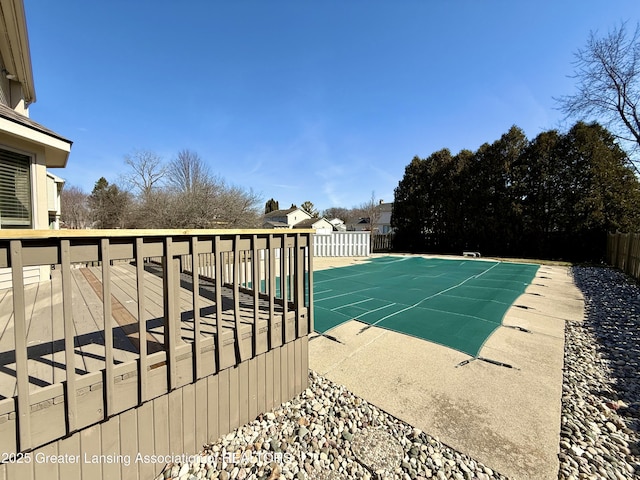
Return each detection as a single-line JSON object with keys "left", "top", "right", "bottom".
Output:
{"left": 607, "top": 232, "right": 640, "bottom": 280}
{"left": 313, "top": 231, "right": 370, "bottom": 257}
{"left": 0, "top": 229, "right": 313, "bottom": 479}
{"left": 371, "top": 233, "right": 394, "bottom": 253}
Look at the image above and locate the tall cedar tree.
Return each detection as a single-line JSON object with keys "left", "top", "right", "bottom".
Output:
{"left": 392, "top": 122, "right": 640, "bottom": 260}
{"left": 265, "top": 198, "right": 279, "bottom": 214}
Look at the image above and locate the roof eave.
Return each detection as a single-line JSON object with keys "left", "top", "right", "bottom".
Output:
{"left": 0, "top": 0, "right": 36, "bottom": 104}
{"left": 0, "top": 115, "right": 71, "bottom": 166}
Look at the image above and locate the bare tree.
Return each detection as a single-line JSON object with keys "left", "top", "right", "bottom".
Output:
{"left": 167, "top": 149, "right": 213, "bottom": 194}
{"left": 360, "top": 191, "right": 382, "bottom": 234}
{"left": 164, "top": 150, "right": 220, "bottom": 228}
{"left": 105, "top": 148, "right": 263, "bottom": 229}
{"left": 162, "top": 150, "right": 262, "bottom": 228}
{"left": 60, "top": 185, "right": 90, "bottom": 229}
{"left": 122, "top": 150, "right": 167, "bottom": 200}
{"left": 127, "top": 189, "right": 173, "bottom": 229}
{"left": 322, "top": 207, "right": 350, "bottom": 220}
{"left": 557, "top": 22, "right": 640, "bottom": 172}
{"left": 217, "top": 184, "right": 262, "bottom": 228}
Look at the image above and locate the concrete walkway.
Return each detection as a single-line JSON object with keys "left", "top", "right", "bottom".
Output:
{"left": 309, "top": 256, "right": 584, "bottom": 480}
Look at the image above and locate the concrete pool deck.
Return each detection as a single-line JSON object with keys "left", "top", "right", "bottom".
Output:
{"left": 309, "top": 255, "right": 584, "bottom": 480}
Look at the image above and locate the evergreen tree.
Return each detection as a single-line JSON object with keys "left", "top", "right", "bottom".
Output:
{"left": 392, "top": 156, "right": 432, "bottom": 251}
{"left": 558, "top": 122, "right": 640, "bottom": 257}
{"left": 466, "top": 126, "right": 528, "bottom": 255}
{"left": 518, "top": 130, "right": 565, "bottom": 257}
{"left": 88, "top": 177, "right": 131, "bottom": 228}
{"left": 391, "top": 122, "right": 640, "bottom": 260}
{"left": 265, "top": 198, "right": 279, "bottom": 214}
{"left": 300, "top": 201, "right": 318, "bottom": 217}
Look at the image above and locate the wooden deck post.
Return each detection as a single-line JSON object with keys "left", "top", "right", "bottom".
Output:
{"left": 281, "top": 237, "right": 289, "bottom": 344}
{"left": 268, "top": 234, "right": 277, "bottom": 350}
{"left": 214, "top": 236, "right": 230, "bottom": 371}
{"left": 135, "top": 237, "right": 149, "bottom": 402}
{"left": 10, "top": 240, "right": 31, "bottom": 451}
{"left": 252, "top": 235, "right": 260, "bottom": 357}
{"left": 163, "top": 237, "right": 179, "bottom": 390}
{"left": 308, "top": 233, "right": 314, "bottom": 333}
{"left": 191, "top": 237, "right": 203, "bottom": 381}
{"left": 295, "top": 234, "right": 305, "bottom": 337}
{"left": 101, "top": 238, "right": 115, "bottom": 417}
{"left": 61, "top": 239, "right": 78, "bottom": 432}
{"left": 233, "top": 235, "right": 249, "bottom": 362}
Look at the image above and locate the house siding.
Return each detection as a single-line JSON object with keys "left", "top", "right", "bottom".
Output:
{"left": 0, "top": 73, "right": 28, "bottom": 114}
{"left": 288, "top": 212, "right": 308, "bottom": 224}
{"left": 0, "top": 134, "right": 52, "bottom": 287}
{"left": 374, "top": 203, "right": 393, "bottom": 234}
{"left": 0, "top": 74, "right": 9, "bottom": 107}
{"left": 264, "top": 209, "right": 312, "bottom": 229}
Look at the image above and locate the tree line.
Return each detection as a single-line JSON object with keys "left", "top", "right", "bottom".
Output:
{"left": 61, "top": 149, "right": 262, "bottom": 229}
{"left": 391, "top": 122, "right": 640, "bottom": 261}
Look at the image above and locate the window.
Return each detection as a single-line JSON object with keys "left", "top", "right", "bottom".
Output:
{"left": 0, "top": 148, "right": 32, "bottom": 228}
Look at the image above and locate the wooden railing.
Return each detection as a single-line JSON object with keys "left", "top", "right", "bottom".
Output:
{"left": 607, "top": 232, "right": 640, "bottom": 280}
{"left": 0, "top": 229, "right": 314, "bottom": 455}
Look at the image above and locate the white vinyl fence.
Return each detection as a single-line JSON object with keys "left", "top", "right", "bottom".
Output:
{"left": 313, "top": 231, "right": 370, "bottom": 257}
{"left": 175, "top": 233, "right": 371, "bottom": 277}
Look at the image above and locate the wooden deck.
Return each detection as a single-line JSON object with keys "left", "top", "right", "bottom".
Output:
{"left": 0, "top": 230, "right": 314, "bottom": 463}
{"left": 0, "top": 261, "right": 284, "bottom": 400}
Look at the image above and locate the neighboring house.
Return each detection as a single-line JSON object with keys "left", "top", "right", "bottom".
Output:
{"left": 46, "top": 171, "right": 64, "bottom": 229}
{"left": 346, "top": 217, "right": 371, "bottom": 231}
{"left": 293, "top": 217, "right": 334, "bottom": 235}
{"left": 347, "top": 202, "right": 394, "bottom": 234}
{"left": 263, "top": 207, "right": 311, "bottom": 229}
{"left": 263, "top": 207, "right": 335, "bottom": 234}
{"left": 0, "top": 0, "right": 72, "bottom": 287}
{"left": 328, "top": 217, "right": 346, "bottom": 231}
{"left": 373, "top": 201, "right": 393, "bottom": 234}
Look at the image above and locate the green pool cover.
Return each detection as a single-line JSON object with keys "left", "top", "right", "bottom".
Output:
{"left": 313, "top": 256, "right": 539, "bottom": 357}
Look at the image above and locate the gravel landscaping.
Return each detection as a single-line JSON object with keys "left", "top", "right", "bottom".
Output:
{"left": 158, "top": 265, "right": 640, "bottom": 480}
{"left": 558, "top": 266, "right": 639, "bottom": 479}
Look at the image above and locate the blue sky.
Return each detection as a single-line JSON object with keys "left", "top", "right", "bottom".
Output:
{"left": 25, "top": 1, "right": 640, "bottom": 213}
